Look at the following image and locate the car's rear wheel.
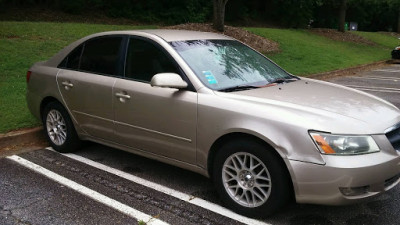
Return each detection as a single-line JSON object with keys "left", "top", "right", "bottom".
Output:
{"left": 42, "top": 101, "right": 81, "bottom": 153}
{"left": 213, "top": 139, "right": 291, "bottom": 217}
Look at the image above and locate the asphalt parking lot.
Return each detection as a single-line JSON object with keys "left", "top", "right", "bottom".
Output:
{"left": 1, "top": 64, "right": 400, "bottom": 225}
{"left": 328, "top": 64, "right": 400, "bottom": 108}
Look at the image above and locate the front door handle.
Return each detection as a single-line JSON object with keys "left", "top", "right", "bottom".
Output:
{"left": 115, "top": 92, "right": 131, "bottom": 102}
{"left": 61, "top": 81, "right": 73, "bottom": 90}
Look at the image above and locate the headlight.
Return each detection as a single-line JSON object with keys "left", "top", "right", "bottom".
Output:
{"left": 309, "top": 132, "right": 380, "bottom": 155}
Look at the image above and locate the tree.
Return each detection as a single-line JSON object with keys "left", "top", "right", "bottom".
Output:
{"left": 270, "top": 0, "right": 316, "bottom": 28}
{"left": 368, "top": 0, "right": 400, "bottom": 32}
{"left": 387, "top": 0, "right": 400, "bottom": 33}
{"left": 338, "top": 0, "right": 347, "bottom": 32}
{"left": 398, "top": 6, "right": 400, "bottom": 32}
{"left": 213, "top": 0, "right": 229, "bottom": 32}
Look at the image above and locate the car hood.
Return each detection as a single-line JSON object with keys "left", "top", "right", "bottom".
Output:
{"left": 215, "top": 78, "right": 400, "bottom": 134}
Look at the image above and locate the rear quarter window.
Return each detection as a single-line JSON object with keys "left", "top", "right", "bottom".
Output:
{"left": 59, "top": 45, "right": 83, "bottom": 70}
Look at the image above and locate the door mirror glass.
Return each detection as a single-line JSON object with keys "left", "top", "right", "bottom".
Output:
{"left": 150, "top": 73, "right": 188, "bottom": 89}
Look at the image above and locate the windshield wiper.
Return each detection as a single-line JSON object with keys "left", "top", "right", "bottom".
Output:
{"left": 270, "top": 76, "right": 299, "bottom": 84}
{"left": 219, "top": 76, "right": 300, "bottom": 92}
{"left": 218, "top": 85, "right": 259, "bottom": 92}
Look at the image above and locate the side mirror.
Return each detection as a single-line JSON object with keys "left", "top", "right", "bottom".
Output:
{"left": 150, "top": 73, "right": 188, "bottom": 89}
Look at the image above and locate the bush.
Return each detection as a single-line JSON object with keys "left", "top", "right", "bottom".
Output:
{"left": 60, "top": 0, "right": 86, "bottom": 14}
{"left": 105, "top": 0, "right": 211, "bottom": 24}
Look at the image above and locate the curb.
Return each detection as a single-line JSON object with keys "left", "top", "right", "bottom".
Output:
{"left": 0, "top": 126, "right": 46, "bottom": 150}
{"left": 308, "top": 60, "right": 390, "bottom": 80}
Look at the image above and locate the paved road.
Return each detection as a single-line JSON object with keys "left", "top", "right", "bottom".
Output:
{"left": 1, "top": 64, "right": 400, "bottom": 225}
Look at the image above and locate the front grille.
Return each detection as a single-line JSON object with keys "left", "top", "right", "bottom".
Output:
{"left": 385, "top": 123, "right": 400, "bottom": 151}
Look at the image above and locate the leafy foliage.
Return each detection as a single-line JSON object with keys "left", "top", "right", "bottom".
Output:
{"left": 0, "top": 0, "right": 399, "bottom": 31}
{"left": 0, "top": 0, "right": 212, "bottom": 24}
{"left": 313, "top": 0, "right": 400, "bottom": 32}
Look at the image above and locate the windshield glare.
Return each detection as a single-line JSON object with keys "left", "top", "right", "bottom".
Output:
{"left": 170, "top": 40, "right": 291, "bottom": 90}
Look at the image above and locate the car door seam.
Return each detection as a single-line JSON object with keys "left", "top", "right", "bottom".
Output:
{"left": 56, "top": 69, "right": 80, "bottom": 125}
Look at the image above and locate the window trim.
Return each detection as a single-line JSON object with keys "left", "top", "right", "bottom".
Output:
{"left": 57, "top": 35, "right": 128, "bottom": 78}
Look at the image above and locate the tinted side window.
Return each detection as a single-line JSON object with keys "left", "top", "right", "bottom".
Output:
{"left": 125, "top": 38, "right": 179, "bottom": 82}
{"left": 80, "top": 37, "right": 123, "bottom": 75}
{"left": 59, "top": 45, "right": 83, "bottom": 70}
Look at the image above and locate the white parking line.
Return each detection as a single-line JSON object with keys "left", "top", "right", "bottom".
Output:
{"left": 351, "top": 88, "right": 400, "bottom": 93}
{"left": 346, "top": 85, "right": 400, "bottom": 91}
{"left": 345, "top": 85, "right": 400, "bottom": 93}
{"left": 373, "top": 69, "right": 400, "bottom": 73}
{"left": 352, "top": 76, "right": 399, "bottom": 81}
{"left": 58, "top": 150, "right": 270, "bottom": 225}
{"left": 6, "top": 155, "right": 169, "bottom": 225}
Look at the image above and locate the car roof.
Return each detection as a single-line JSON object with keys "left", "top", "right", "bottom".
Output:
{"left": 85, "top": 29, "right": 234, "bottom": 42}
{"left": 45, "top": 29, "right": 234, "bottom": 67}
{"left": 134, "top": 29, "right": 234, "bottom": 42}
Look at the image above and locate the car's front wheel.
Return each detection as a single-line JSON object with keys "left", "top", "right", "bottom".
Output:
{"left": 42, "top": 101, "right": 81, "bottom": 153}
{"left": 213, "top": 139, "right": 292, "bottom": 217}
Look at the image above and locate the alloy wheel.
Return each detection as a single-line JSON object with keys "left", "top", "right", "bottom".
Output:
{"left": 46, "top": 109, "right": 67, "bottom": 146}
{"left": 222, "top": 152, "right": 272, "bottom": 207}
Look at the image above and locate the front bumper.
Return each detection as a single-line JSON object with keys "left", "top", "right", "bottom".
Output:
{"left": 289, "top": 151, "right": 400, "bottom": 205}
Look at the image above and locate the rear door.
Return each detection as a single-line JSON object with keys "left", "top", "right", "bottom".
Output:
{"left": 57, "top": 36, "right": 125, "bottom": 140}
{"left": 113, "top": 37, "right": 198, "bottom": 163}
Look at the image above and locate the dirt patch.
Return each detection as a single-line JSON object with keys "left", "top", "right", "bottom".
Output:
{"left": 0, "top": 127, "right": 48, "bottom": 157}
{"left": 6, "top": 35, "right": 20, "bottom": 39}
{"left": 310, "top": 28, "right": 375, "bottom": 45}
{"left": 0, "top": 140, "right": 48, "bottom": 158}
{"left": 164, "top": 23, "right": 279, "bottom": 53}
{"left": 0, "top": 126, "right": 41, "bottom": 137}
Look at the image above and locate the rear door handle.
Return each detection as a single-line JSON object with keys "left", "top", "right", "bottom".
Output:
{"left": 115, "top": 93, "right": 131, "bottom": 99}
{"left": 61, "top": 81, "right": 73, "bottom": 90}
{"left": 115, "top": 92, "right": 131, "bottom": 102}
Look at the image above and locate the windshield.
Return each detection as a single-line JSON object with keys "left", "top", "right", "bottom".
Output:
{"left": 170, "top": 40, "right": 292, "bottom": 90}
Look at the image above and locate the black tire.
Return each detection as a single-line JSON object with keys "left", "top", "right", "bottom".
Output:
{"left": 213, "top": 138, "right": 292, "bottom": 218}
{"left": 42, "top": 101, "right": 81, "bottom": 153}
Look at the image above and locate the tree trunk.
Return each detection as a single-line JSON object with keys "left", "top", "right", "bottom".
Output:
{"left": 338, "top": 0, "right": 347, "bottom": 32}
{"left": 398, "top": 7, "right": 400, "bottom": 33}
{"left": 213, "top": 0, "right": 228, "bottom": 32}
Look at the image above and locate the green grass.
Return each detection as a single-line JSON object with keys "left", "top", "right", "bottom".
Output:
{"left": 355, "top": 31, "right": 399, "bottom": 49}
{"left": 0, "top": 21, "right": 398, "bottom": 133}
{"left": 246, "top": 28, "right": 396, "bottom": 75}
{"left": 0, "top": 21, "right": 156, "bottom": 133}
{"left": 138, "top": 220, "right": 147, "bottom": 225}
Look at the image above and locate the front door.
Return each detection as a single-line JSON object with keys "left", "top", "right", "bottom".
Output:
{"left": 113, "top": 37, "right": 197, "bottom": 163}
